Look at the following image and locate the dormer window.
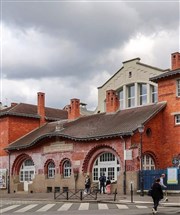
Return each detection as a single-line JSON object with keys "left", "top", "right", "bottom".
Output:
{"left": 127, "top": 84, "right": 135, "bottom": 108}
{"left": 139, "top": 83, "right": 147, "bottom": 105}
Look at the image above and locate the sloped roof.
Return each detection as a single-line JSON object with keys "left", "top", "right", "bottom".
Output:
{"left": 6, "top": 102, "right": 166, "bottom": 151}
{"left": 150, "top": 69, "right": 180, "bottom": 82}
{"left": 0, "top": 103, "right": 68, "bottom": 121}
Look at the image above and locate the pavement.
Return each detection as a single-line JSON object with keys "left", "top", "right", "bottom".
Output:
{"left": 0, "top": 192, "right": 180, "bottom": 207}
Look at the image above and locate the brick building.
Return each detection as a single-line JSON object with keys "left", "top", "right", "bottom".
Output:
{"left": 0, "top": 52, "right": 179, "bottom": 194}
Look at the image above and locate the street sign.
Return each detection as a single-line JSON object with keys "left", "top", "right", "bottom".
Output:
{"left": 172, "top": 158, "right": 180, "bottom": 165}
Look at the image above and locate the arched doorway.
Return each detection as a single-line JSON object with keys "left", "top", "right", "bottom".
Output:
{"left": 92, "top": 152, "right": 120, "bottom": 183}
{"left": 19, "top": 159, "right": 35, "bottom": 191}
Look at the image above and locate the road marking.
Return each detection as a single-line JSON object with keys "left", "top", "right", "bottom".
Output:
{"left": 78, "top": 203, "right": 89, "bottom": 210}
{"left": 58, "top": 203, "right": 72, "bottom": 211}
{"left": 136, "top": 205, "right": 148, "bottom": 209}
{"left": 15, "top": 204, "right": 38, "bottom": 212}
{"left": 98, "top": 203, "right": 108, "bottom": 210}
{"left": 0, "top": 205, "right": 20, "bottom": 213}
{"left": 116, "top": 204, "right": 128, "bottom": 209}
{"left": 36, "top": 204, "right": 55, "bottom": 212}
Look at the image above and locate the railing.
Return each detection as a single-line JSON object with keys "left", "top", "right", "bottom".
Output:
{"left": 54, "top": 188, "right": 98, "bottom": 200}
{"left": 54, "top": 187, "right": 118, "bottom": 201}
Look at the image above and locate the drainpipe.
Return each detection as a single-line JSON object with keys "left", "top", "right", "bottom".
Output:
{"left": 120, "top": 136, "right": 126, "bottom": 195}
{"left": 7, "top": 151, "right": 11, "bottom": 194}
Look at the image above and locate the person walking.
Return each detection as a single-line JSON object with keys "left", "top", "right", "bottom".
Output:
{"left": 151, "top": 178, "right": 163, "bottom": 214}
{"left": 84, "top": 175, "right": 91, "bottom": 194}
{"left": 160, "top": 174, "right": 167, "bottom": 188}
{"left": 160, "top": 173, "right": 168, "bottom": 201}
{"left": 99, "top": 173, "right": 106, "bottom": 194}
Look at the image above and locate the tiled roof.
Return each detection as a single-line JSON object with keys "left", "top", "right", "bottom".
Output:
{"left": 150, "top": 69, "right": 180, "bottom": 82}
{"left": 6, "top": 102, "right": 166, "bottom": 151}
{"left": 0, "top": 103, "right": 68, "bottom": 121}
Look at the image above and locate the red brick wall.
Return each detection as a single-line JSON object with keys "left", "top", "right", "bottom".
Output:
{"left": 0, "top": 117, "right": 9, "bottom": 156}
{"left": 131, "top": 111, "right": 164, "bottom": 169}
{"left": 0, "top": 116, "right": 40, "bottom": 156}
{"left": 157, "top": 76, "right": 180, "bottom": 168}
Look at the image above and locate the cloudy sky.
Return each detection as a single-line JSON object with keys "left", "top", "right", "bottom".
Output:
{"left": 0, "top": 0, "right": 179, "bottom": 110}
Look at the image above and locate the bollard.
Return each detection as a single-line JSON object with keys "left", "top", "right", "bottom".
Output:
{"left": 80, "top": 190, "right": 83, "bottom": 201}
{"left": 54, "top": 190, "right": 56, "bottom": 199}
{"left": 114, "top": 188, "right": 117, "bottom": 201}
{"left": 66, "top": 191, "right": 69, "bottom": 200}
{"left": 95, "top": 190, "right": 97, "bottom": 200}
{"left": 130, "top": 182, "right": 133, "bottom": 203}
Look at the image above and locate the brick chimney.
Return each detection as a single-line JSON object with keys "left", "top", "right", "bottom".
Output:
{"left": 171, "top": 52, "right": 180, "bottom": 70}
{"left": 68, "top": 98, "right": 80, "bottom": 120}
{"left": 11, "top": 102, "right": 17, "bottom": 107}
{"left": 37, "top": 92, "right": 45, "bottom": 125}
{"left": 106, "top": 89, "right": 119, "bottom": 113}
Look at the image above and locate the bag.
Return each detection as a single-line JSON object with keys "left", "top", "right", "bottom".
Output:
{"left": 147, "top": 189, "right": 152, "bottom": 196}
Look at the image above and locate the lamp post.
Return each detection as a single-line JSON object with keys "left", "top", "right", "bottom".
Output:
{"left": 138, "top": 124, "right": 145, "bottom": 196}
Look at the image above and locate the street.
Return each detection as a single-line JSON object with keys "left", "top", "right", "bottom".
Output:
{"left": 0, "top": 201, "right": 180, "bottom": 215}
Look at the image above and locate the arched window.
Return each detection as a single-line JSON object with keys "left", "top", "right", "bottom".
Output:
{"left": 143, "top": 155, "right": 155, "bottom": 170}
{"left": 92, "top": 152, "right": 120, "bottom": 183}
{"left": 48, "top": 162, "right": 55, "bottom": 178}
{"left": 63, "top": 160, "right": 71, "bottom": 178}
{"left": 20, "top": 159, "right": 35, "bottom": 182}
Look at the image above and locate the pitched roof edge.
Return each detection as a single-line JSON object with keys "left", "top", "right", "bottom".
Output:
{"left": 150, "top": 69, "right": 180, "bottom": 82}
{"left": 5, "top": 131, "right": 133, "bottom": 151}
{"left": 0, "top": 112, "right": 40, "bottom": 118}
{"left": 98, "top": 67, "right": 124, "bottom": 89}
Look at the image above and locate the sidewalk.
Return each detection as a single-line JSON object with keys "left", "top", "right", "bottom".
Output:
{"left": 0, "top": 192, "right": 180, "bottom": 207}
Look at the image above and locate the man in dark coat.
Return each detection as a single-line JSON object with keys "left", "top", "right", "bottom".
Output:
{"left": 151, "top": 178, "right": 163, "bottom": 214}
{"left": 99, "top": 173, "right": 106, "bottom": 194}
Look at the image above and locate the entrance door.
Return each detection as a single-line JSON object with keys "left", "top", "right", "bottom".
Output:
{"left": 19, "top": 159, "right": 35, "bottom": 192}
{"left": 92, "top": 152, "right": 120, "bottom": 183}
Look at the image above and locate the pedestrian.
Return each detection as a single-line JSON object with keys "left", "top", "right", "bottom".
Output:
{"left": 106, "top": 177, "right": 111, "bottom": 194}
{"left": 99, "top": 173, "right": 106, "bottom": 194}
{"left": 84, "top": 175, "right": 91, "bottom": 194}
{"left": 160, "top": 173, "right": 168, "bottom": 201}
{"left": 160, "top": 174, "right": 167, "bottom": 188}
{"left": 151, "top": 178, "right": 163, "bottom": 214}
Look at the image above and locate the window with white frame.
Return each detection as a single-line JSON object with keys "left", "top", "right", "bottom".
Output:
{"left": 20, "top": 159, "right": 35, "bottom": 182}
{"left": 151, "top": 85, "right": 158, "bottom": 103}
{"left": 93, "top": 152, "right": 120, "bottom": 182}
{"left": 63, "top": 160, "right": 71, "bottom": 178}
{"left": 127, "top": 84, "right": 135, "bottom": 108}
{"left": 139, "top": 83, "right": 147, "bottom": 105}
{"left": 177, "top": 79, "right": 180, "bottom": 97}
{"left": 175, "top": 114, "right": 180, "bottom": 125}
{"left": 119, "top": 88, "right": 124, "bottom": 110}
{"left": 143, "top": 155, "right": 155, "bottom": 170}
{"left": 48, "top": 162, "right": 55, "bottom": 178}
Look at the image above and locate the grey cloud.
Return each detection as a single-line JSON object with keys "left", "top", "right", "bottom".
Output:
{"left": 1, "top": 1, "right": 179, "bottom": 109}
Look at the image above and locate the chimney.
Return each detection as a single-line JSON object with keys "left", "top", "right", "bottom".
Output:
{"left": 11, "top": 102, "right": 17, "bottom": 107}
{"left": 106, "top": 89, "right": 119, "bottom": 113}
{"left": 171, "top": 52, "right": 180, "bottom": 70}
{"left": 68, "top": 98, "right": 80, "bottom": 120}
{"left": 37, "top": 92, "right": 45, "bottom": 125}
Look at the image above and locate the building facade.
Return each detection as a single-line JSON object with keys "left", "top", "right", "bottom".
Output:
{"left": 0, "top": 52, "right": 179, "bottom": 194}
